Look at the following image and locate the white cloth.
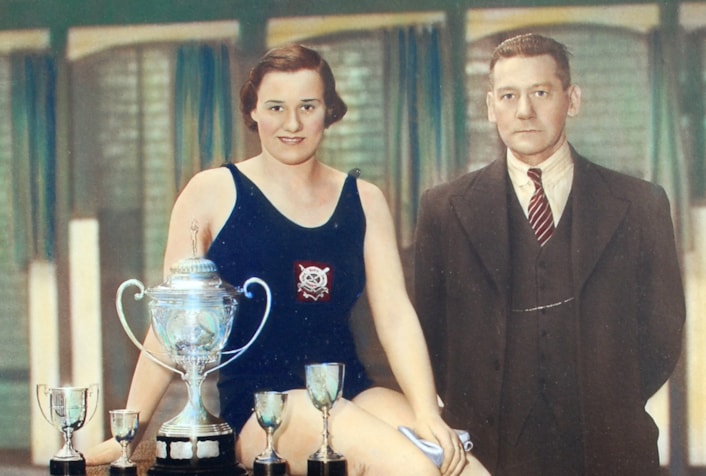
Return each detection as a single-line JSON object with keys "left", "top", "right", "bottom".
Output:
{"left": 398, "top": 426, "right": 473, "bottom": 468}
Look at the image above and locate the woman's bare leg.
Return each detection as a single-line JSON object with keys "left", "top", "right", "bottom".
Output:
{"left": 236, "top": 389, "right": 439, "bottom": 476}
{"left": 352, "top": 386, "right": 417, "bottom": 427}
{"left": 357, "top": 387, "right": 484, "bottom": 475}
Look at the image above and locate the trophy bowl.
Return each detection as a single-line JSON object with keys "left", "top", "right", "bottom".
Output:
{"left": 253, "top": 391, "right": 289, "bottom": 476}
{"left": 109, "top": 409, "right": 140, "bottom": 475}
{"left": 36, "top": 384, "right": 99, "bottom": 476}
{"left": 116, "top": 256, "right": 271, "bottom": 476}
{"left": 306, "top": 363, "right": 347, "bottom": 476}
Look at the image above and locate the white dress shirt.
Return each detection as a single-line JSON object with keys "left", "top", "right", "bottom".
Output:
{"left": 506, "top": 141, "right": 574, "bottom": 226}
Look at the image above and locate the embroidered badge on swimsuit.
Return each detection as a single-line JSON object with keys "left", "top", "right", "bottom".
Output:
{"left": 295, "top": 261, "right": 332, "bottom": 302}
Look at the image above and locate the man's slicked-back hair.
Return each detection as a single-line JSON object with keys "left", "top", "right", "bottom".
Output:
{"left": 240, "top": 44, "right": 347, "bottom": 131}
{"left": 489, "top": 33, "right": 573, "bottom": 90}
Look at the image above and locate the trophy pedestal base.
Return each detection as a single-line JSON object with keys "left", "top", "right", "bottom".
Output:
{"left": 307, "top": 459, "right": 347, "bottom": 476}
{"left": 50, "top": 457, "right": 86, "bottom": 475}
{"left": 253, "top": 460, "right": 289, "bottom": 476}
{"left": 109, "top": 465, "right": 138, "bottom": 475}
{"left": 147, "top": 432, "right": 247, "bottom": 476}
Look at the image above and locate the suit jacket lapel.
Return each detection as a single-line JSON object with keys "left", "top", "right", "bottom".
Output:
{"left": 449, "top": 159, "right": 511, "bottom": 299}
{"left": 570, "top": 154, "right": 630, "bottom": 293}
{"left": 443, "top": 153, "right": 628, "bottom": 303}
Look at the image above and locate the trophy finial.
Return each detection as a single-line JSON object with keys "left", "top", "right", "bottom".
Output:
{"left": 191, "top": 220, "right": 199, "bottom": 258}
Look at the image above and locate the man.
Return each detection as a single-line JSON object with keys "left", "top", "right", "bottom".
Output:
{"left": 414, "top": 33, "right": 685, "bottom": 475}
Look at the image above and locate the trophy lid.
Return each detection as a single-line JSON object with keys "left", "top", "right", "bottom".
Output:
{"left": 146, "top": 221, "right": 240, "bottom": 299}
{"left": 146, "top": 256, "right": 239, "bottom": 299}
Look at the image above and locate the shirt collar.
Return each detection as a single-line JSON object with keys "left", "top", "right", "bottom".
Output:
{"left": 506, "top": 140, "right": 573, "bottom": 188}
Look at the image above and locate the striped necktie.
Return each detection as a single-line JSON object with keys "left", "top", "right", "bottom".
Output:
{"left": 527, "top": 168, "right": 554, "bottom": 246}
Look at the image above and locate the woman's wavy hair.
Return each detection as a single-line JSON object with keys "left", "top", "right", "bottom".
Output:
{"left": 240, "top": 44, "right": 347, "bottom": 131}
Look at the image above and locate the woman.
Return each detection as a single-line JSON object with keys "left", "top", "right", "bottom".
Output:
{"left": 87, "top": 44, "right": 467, "bottom": 476}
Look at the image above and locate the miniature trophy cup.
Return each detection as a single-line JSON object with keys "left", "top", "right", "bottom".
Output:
{"left": 253, "top": 391, "right": 289, "bottom": 476}
{"left": 116, "top": 229, "right": 272, "bottom": 476}
{"left": 305, "top": 363, "right": 347, "bottom": 476}
{"left": 109, "top": 409, "right": 139, "bottom": 475}
{"left": 36, "top": 384, "right": 99, "bottom": 476}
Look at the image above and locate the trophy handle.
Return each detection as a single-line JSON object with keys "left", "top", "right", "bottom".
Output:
{"left": 210, "top": 277, "right": 272, "bottom": 375}
{"left": 86, "top": 383, "right": 100, "bottom": 423}
{"left": 115, "top": 279, "right": 183, "bottom": 377}
{"left": 35, "top": 384, "right": 53, "bottom": 425}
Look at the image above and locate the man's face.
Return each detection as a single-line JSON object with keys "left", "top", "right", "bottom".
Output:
{"left": 487, "top": 54, "right": 581, "bottom": 166}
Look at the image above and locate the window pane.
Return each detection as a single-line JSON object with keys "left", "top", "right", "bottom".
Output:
{"left": 307, "top": 34, "right": 387, "bottom": 189}
{"left": 0, "top": 55, "right": 31, "bottom": 450}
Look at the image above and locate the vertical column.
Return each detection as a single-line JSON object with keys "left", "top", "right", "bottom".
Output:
{"left": 29, "top": 261, "right": 61, "bottom": 465}
{"left": 687, "top": 206, "right": 706, "bottom": 465}
{"left": 58, "top": 24, "right": 105, "bottom": 454}
{"left": 69, "top": 218, "right": 105, "bottom": 451}
{"left": 28, "top": 26, "right": 61, "bottom": 467}
{"left": 447, "top": 4, "right": 468, "bottom": 177}
{"left": 657, "top": 2, "right": 687, "bottom": 472}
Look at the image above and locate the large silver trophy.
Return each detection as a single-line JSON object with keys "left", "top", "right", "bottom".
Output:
{"left": 116, "top": 247, "right": 271, "bottom": 476}
{"left": 36, "top": 384, "right": 99, "bottom": 476}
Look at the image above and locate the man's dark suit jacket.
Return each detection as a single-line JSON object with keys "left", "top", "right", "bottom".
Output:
{"left": 414, "top": 150, "right": 685, "bottom": 475}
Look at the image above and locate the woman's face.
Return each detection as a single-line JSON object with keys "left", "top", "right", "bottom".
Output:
{"left": 250, "top": 69, "right": 327, "bottom": 166}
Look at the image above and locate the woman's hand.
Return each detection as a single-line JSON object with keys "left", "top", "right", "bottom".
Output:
{"left": 414, "top": 413, "right": 467, "bottom": 476}
{"left": 83, "top": 438, "right": 122, "bottom": 466}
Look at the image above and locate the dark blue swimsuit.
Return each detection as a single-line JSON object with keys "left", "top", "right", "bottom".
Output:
{"left": 208, "top": 163, "right": 372, "bottom": 433}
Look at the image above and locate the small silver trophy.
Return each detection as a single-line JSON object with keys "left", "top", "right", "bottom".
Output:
{"left": 306, "top": 363, "right": 347, "bottom": 476}
{"left": 36, "top": 384, "right": 99, "bottom": 476}
{"left": 109, "top": 409, "right": 139, "bottom": 475}
{"left": 116, "top": 225, "right": 271, "bottom": 475}
{"left": 253, "top": 391, "right": 289, "bottom": 476}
